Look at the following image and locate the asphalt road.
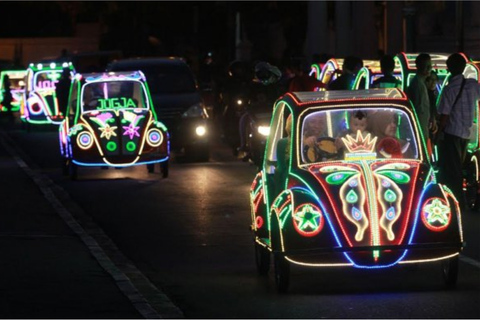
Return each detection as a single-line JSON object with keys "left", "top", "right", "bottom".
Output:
{"left": 3, "top": 120, "right": 480, "bottom": 319}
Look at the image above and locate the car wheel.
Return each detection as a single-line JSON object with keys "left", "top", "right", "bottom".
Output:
{"left": 254, "top": 242, "right": 270, "bottom": 276}
{"left": 274, "top": 253, "right": 290, "bottom": 293}
{"left": 147, "top": 163, "right": 155, "bottom": 173}
{"left": 441, "top": 256, "right": 459, "bottom": 289}
{"left": 160, "top": 161, "right": 169, "bottom": 178}
{"left": 69, "top": 161, "right": 78, "bottom": 181}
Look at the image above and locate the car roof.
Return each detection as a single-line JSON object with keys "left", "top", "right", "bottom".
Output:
{"left": 289, "top": 88, "right": 406, "bottom": 104}
{"left": 77, "top": 71, "right": 146, "bottom": 83}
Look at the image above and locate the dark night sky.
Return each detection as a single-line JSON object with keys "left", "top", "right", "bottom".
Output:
{"left": 0, "top": 1, "right": 310, "bottom": 66}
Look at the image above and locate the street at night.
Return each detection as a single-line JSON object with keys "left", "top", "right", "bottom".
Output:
{"left": 0, "top": 1, "right": 480, "bottom": 319}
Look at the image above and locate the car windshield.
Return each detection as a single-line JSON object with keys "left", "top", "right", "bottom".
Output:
{"left": 300, "top": 107, "right": 419, "bottom": 164}
{"left": 81, "top": 80, "right": 148, "bottom": 112}
{"left": 34, "top": 70, "right": 62, "bottom": 90}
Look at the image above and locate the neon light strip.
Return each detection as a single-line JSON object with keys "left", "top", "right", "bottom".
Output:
{"left": 288, "top": 179, "right": 344, "bottom": 248}
{"left": 285, "top": 256, "right": 353, "bottom": 267}
{"left": 399, "top": 252, "right": 459, "bottom": 264}
{"left": 72, "top": 156, "right": 168, "bottom": 167}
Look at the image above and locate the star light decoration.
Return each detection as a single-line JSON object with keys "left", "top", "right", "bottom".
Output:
{"left": 293, "top": 203, "right": 324, "bottom": 236}
{"left": 341, "top": 130, "right": 377, "bottom": 153}
{"left": 99, "top": 124, "right": 118, "bottom": 139}
{"left": 123, "top": 123, "right": 140, "bottom": 139}
{"left": 422, "top": 198, "right": 451, "bottom": 231}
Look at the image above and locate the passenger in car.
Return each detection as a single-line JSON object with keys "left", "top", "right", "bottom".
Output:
{"left": 370, "top": 111, "right": 411, "bottom": 158}
{"left": 335, "top": 110, "right": 370, "bottom": 154}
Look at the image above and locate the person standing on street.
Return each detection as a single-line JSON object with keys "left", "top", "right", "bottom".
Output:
{"left": 406, "top": 53, "right": 436, "bottom": 145}
{"left": 55, "top": 68, "right": 71, "bottom": 117}
{"left": 2, "top": 75, "right": 14, "bottom": 123}
{"left": 436, "top": 52, "right": 480, "bottom": 211}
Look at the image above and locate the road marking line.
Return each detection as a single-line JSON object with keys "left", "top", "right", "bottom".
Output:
{"left": 0, "top": 131, "right": 184, "bottom": 319}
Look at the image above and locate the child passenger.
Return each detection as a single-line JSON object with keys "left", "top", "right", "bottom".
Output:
{"left": 335, "top": 110, "right": 370, "bottom": 152}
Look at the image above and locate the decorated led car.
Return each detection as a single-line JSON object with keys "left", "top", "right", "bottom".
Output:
{"left": 0, "top": 69, "right": 27, "bottom": 112}
{"left": 58, "top": 71, "right": 170, "bottom": 180}
{"left": 21, "top": 61, "right": 75, "bottom": 126}
{"left": 249, "top": 89, "right": 464, "bottom": 293}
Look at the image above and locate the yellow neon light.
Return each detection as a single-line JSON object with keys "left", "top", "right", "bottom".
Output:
{"left": 285, "top": 256, "right": 353, "bottom": 267}
{"left": 398, "top": 252, "right": 459, "bottom": 264}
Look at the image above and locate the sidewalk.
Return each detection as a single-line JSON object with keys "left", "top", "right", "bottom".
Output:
{"left": 0, "top": 123, "right": 182, "bottom": 319}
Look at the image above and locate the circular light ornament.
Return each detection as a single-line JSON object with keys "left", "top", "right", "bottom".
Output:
{"left": 77, "top": 132, "right": 93, "bottom": 150}
{"left": 27, "top": 96, "right": 44, "bottom": 115}
{"left": 195, "top": 125, "right": 206, "bottom": 137}
{"left": 292, "top": 203, "right": 324, "bottom": 237}
{"left": 126, "top": 141, "right": 136, "bottom": 152}
{"left": 147, "top": 128, "right": 163, "bottom": 147}
{"left": 106, "top": 141, "right": 117, "bottom": 152}
{"left": 421, "top": 197, "right": 451, "bottom": 232}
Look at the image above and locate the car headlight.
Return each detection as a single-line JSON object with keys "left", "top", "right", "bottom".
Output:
{"left": 182, "top": 103, "right": 208, "bottom": 118}
{"left": 195, "top": 125, "right": 207, "bottom": 136}
{"left": 77, "top": 132, "right": 94, "bottom": 150}
{"left": 257, "top": 125, "right": 270, "bottom": 136}
{"left": 147, "top": 128, "right": 164, "bottom": 147}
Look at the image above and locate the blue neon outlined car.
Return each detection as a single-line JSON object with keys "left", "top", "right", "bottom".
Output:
{"left": 58, "top": 71, "right": 170, "bottom": 180}
{"left": 250, "top": 88, "right": 464, "bottom": 292}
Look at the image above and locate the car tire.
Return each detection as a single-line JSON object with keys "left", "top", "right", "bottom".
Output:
{"left": 441, "top": 256, "right": 459, "bottom": 289}
{"left": 160, "top": 161, "right": 169, "bottom": 178}
{"left": 254, "top": 242, "right": 270, "bottom": 276}
{"left": 61, "top": 158, "right": 69, "bottom": 176}
{"left": 274, "top": 253, "right": 290, "bottom": 293}
{"left": 69, "top": 161, "right": 78, "bottom": 180}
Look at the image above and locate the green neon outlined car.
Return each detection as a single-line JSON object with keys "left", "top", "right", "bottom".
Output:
{"left": 21, "top": 61, "right": 75, "bottom": 126}
{"left": 58, "top": 71, "right": 170, "bottom": 180}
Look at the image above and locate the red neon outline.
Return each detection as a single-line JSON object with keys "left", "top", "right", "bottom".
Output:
{"left": 286, "top": 91, "right": 408, "bottom": 108}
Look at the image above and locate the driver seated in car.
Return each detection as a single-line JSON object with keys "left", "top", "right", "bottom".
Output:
{"left": 302, "top": 113, "right": 338, "bottom": 162}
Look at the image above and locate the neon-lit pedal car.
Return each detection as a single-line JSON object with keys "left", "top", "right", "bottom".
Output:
{"left": 58, "top": 71, "right": 170, "bottom": 180}
{"left": 394, "top": 52, "right": 470, "bottom": 91}
{"left": 0, "top": 69, "right": 27, "bottom": 112}
{"left": 317, "top": 58, "right": 380, "bottom": 89}
{"left": 250, "top": 89, "right": 464, "bottom": 293}
{"left": 21, "top": 61, "right": 75, "bottom": 126}
{"left": 352, "top": 60, "right": 402, "bottom": 90}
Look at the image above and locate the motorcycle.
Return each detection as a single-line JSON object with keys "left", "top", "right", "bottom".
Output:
{"left": 239, "top": 62, "right": 283, "bottom": 168}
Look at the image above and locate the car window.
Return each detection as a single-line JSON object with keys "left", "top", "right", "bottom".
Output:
{"left": 300, "top": 107, "right": 419, "bottom": 164}
{"left": 34, "top": 70, "right": 61, "bottom": 90}
{"left": 110, "top": 63, "right": 196, "bottom": 94}
{"left": 81, "top": 80, "right": 147, "bottom": 112}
